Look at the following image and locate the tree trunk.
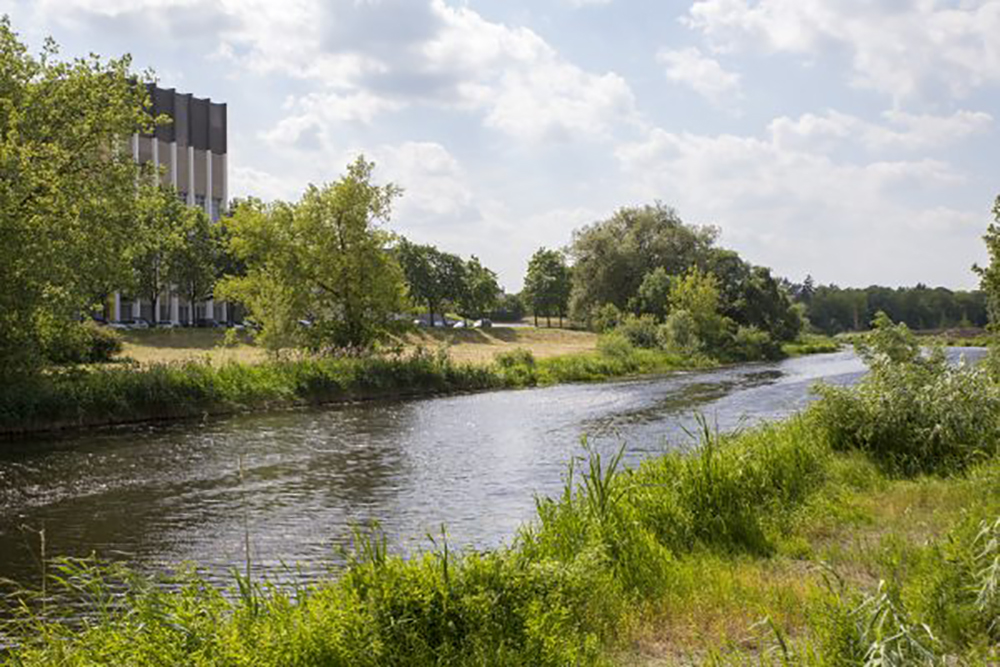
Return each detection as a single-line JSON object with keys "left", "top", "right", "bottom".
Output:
{"left": 546, "top": 313, "right": 551, "bottom": 328}
{"left": 533, "top": 312, "right": 537, "bottom": 327}
{"left": 428, "top": 300, "right": 435, "bottom": 328}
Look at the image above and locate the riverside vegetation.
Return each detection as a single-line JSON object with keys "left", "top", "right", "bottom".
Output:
{"left": 2, "top": 316, "right": 997, "bottom": 665}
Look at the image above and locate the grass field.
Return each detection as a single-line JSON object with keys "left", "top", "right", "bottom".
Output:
{"left": 118, "top": 326, "right": 598, "bottom": 366}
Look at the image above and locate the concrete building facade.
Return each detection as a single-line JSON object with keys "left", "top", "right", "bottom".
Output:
{"left": 113, "top": 84, "right": 230, "bottom": 325}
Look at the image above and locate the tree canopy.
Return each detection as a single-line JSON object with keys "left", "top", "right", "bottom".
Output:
{"left": 0, "top": 18, "right": 151, "bottom": 375}
{"left": 217, "top": 157, "right": 406, "bottom": 350}
{"left": 523, "top": 248, "right": 571, "bottom": 327}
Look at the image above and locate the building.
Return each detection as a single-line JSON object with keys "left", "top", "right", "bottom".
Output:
{"left": 113, "top": 84, "right": 230, "bottom": 325}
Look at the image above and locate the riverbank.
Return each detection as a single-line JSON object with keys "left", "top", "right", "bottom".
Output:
{"left": 3, "top": 321, "right": 996, "bottom": 664}
{"left": 4, "top": 407, "right": 996, "bottom": 664}
{"left": 0, "top": 344, "right": 702, "bottom": 436}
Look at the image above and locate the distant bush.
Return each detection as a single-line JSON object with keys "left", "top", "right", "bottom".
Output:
{"left": 657, "top": 309, "right": 700, "bottom": 355}
{"left": 590, "top": 303, "right": 622, "bottom": 333}
{"left": 613, "top": 314, "right": 659, "bottom": 349}
{"left": 41, "top": 320, "right": 123, "bottom": 365}
{"left": 726, "top": 326, "right": 781, "bottom": 362}
{"left": 596, "top": 332, "right": 635, "bottom": 360}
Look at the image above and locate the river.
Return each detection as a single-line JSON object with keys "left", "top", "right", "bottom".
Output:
{"left": 0, "top": 348, "right": 983, "bottom": 589}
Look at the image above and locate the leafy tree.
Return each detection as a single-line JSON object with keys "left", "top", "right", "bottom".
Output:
{"left": 633, "top": 267, "right": 672, "bottom": 320}
{"left": 0, "top": 18, "right": 150, "bottom": 375}
{"left": 169, "top": 206, "right": 219, "bottom": 325}
{"left": 668, "top": 267, "right": 729, "bottom": 349}
{"left": 523, "top": 247, "right": 571, "bottom": 327}
{"left": 130, "top": 184, "right": 186, "bottom": 321}
{"left": 973, "top": 195, "right": 1000, "bottom": 329}
{"left": 458, "top": 256, "right": 501, "bottom": 322}
{"left": 567, "top": 203, "right": 717, "bottom": 324}
{"left": 217, "top": 157, "right": 406, "bottom": 350}
{"left": 491, "top": 292, "right": 525, "bottom": 322}
{"left": 396, "top": 240, "right": 466, "bottom": 326}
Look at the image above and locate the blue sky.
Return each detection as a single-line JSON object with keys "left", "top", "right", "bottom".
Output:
{"left": 4, "top": 0, "right": 998, "bottom": 291}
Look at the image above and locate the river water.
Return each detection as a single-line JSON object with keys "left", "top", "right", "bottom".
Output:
{"left": 0, "top": 349, "right": 983, "bottom": 589}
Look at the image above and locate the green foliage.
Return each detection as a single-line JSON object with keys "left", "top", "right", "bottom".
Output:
{"left": 169, "top": 205, "right": 220, "bottom": 323}
{"left": 728, "top": 325, "right": 782, "bottom": 362}
{"left": 596, "top": 332, "right": 635, "bottom": 360}
{"left": 457, "top": 256, "right": 501, "bottom": 321}
{"left": 0, "top": 350, "right": 501, "bottom": 434}
{"left": 218, "top": 157, "right": 406, "bottom": 351}
{"left": 810, "top": 312, "right": 1000, "bottom": 475}
{"left": 396, "top": 239, "right": 467, "bottom": 327}
{"left": 795, "top": 281, "right": 988, "bottom": 335}
{"left": 40, "top": 320, "right": 123, "bottom": 365}
{"left": 613, "top": 314, "right": 659, "bottom": 349}
{"left": 491, "top": 292, "right": 525, "bottom": 322}
{"left": 657, "top": 309, "right": 701, "bottom": 355}
{"left": 632, "top": 266, "right": 672, "bottom": 320}
{"left": 568, "top": 203, "right": 717, "bottom": 324}
{"left": 0, "top": 18, "right": 150, "bottom": 376}
{"left": 523, "top": 248, "right": 572, "bottom": 326}
{"left": 590, "top": 303, "right": 623, "bottom": 333}
{"left": 973, "top": 194, "right": 1000, "bottom": 328}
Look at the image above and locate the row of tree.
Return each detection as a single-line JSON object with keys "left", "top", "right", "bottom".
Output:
{"left": 785, "top": 279, "right": 988, "bottom": 334}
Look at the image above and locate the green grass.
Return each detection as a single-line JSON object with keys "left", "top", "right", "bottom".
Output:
{"left": 781, "top": 334, "right": 841, "bottom": 357}
{"left": 0, "top": 342, "right": 710, "bottom": 435}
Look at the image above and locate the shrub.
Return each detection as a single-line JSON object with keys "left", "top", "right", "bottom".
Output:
{"left": 657, "top": 309, "right": 701, "bottom": 354}
{"left": 613, "top": 314, "right": 659, "bottom": 349}
{"left": 810, "top": 313, "right": 1000, "bottom": 475}
{"left": 590, "top": 303, "right": 622, "bottom": 333}
{"left": 726, "top": 325, "right": 782, "bottom": 362}
{"left": 42, "top": 320, "right": 123, "bottom": 365}
{"left": 596, "top": 332, "right": 635, "bottom": 360}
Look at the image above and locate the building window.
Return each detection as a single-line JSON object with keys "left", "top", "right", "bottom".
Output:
{"left": 211, "top": 198, "right": 223, "bottom": 221}
{"left": 177, "top": 191, "right": 188, "bottom": 204}
{"left": 195, "top": 194, "right": 206, "bottom": 209}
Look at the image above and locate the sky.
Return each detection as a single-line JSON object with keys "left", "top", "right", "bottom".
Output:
{"left": 3, "top": 0, "right": 999, "bottom": 292}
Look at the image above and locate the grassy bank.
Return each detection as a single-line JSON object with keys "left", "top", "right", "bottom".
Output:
{"left": 3, "top": 319, "right": 997, "bottom": 664}
{"left": 0, "top": 344, "right": 697, "bottom": 435}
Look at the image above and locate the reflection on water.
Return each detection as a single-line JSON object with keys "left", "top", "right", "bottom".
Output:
{"left": 0, "top": 348, "right": 984, "bottom": 588}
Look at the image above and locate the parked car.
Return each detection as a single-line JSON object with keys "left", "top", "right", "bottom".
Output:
{"left": 452, "top": 320, "right": 466, "bottom": 329}
{"left": 474, "top": 319, "right": 493, "bottom": 329}
{"left": 193, "top": 318, "right": 219, "bottom": 328}
{"left": 155, "top": 320, "right": 177, "bottom": 328}
{"left": 117, "top": 319, "right": 150, "bottom": 330}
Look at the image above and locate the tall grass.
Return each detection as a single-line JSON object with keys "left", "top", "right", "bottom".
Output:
{"left": 0, "top": 348, "right": 501, "bottom": 434}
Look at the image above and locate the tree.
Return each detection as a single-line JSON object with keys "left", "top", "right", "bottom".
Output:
{"left": 567, "top": 203, "right": 717, "bottom": 324}
{"left": 0, "top": 18, "right": 150, "bottom": 375}
{"left": 130, "top": 184, "right": 186, "bottom": 321}
{"left": 458, "top": 256, "right": 501, "bottom": 322}
{"left": 523, "top": 248, "right": 571, "bottom": 327}
{"left": 169, "top": 206, "right": 219, "bottom": 325}
{"left": 217, "top": 156, "right": 406, "bottom": 350}
{"left": 633, "top": 267, "right": 672, "bottom": 320}
{"left": 973, "top": 195, "right": 1000, "bottom": 329}
{"left": 668, "top": 267, "right": 728, "bottom": 349}
{"left": 396, "top": 240, "right": 467, "bottom": 326}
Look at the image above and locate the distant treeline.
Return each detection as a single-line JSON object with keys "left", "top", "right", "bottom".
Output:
{"left": 786, "top": 278, "right": 987, "bottom": 334}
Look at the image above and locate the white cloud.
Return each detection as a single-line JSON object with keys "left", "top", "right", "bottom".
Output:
{"left": 768, "top": 109, "right": 993, "bottom": 153}
{"left": 683, "top": 0, "right": 1000, "bottom": 102}
{"left": 657, "top": 46, "right": 741, "bottom": 105}
{"left": 44, "top": 0, "right": 639, "bottom": 144}
{"left": 616, "top": 121, "right": 985, "bottom": 286}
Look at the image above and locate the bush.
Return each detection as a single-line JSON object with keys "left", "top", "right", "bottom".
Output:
{"left": 42, "top": 320, "right": 123, "bottom": 365}
{"left": 596, "top": 332, "right": 634, "bottom": 359}
{"left": 726, "top": 325, "right": 782, "bottom": 361}
{"left": 810, "top": 313, "right": 1000, "bottom": 475}
{"left": 590, "top": 303, "right": 622, "bottom": 333}
{"left": 613, "top": 314, "right": 659, "bottom": 349}
{"left": 657, "top": 309, "right": 701, "bottom": 354}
